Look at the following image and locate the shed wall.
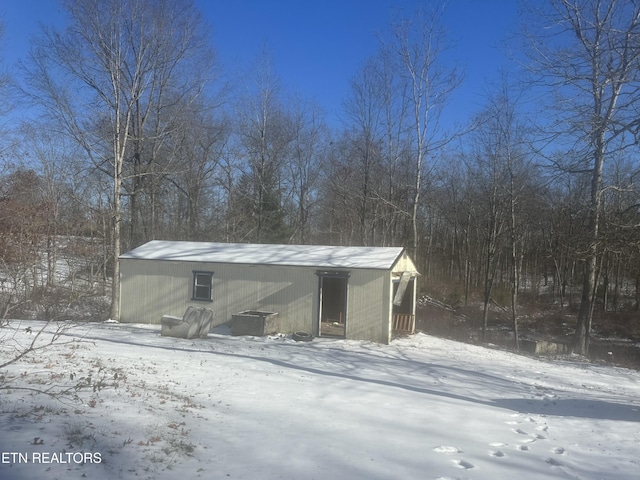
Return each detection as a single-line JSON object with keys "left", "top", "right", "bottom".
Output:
{"left": 120, "top": 260, "right": 317, "bottom": 333}
{"left": 119, "top": 259, "right": 392, "bottom": 342}
{"left": 392, "top": 251, "right": 418, "bottom": 275}
{"left": 343, "top": 271, "right": 390, "bottom": 344}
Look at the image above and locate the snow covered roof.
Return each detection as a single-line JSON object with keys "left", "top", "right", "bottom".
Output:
{"left": 120, "top": 240, "right": 406, "bottom": 270}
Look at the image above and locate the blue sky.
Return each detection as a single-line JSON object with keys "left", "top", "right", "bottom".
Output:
{"left": 1, "top": 0, "right": 520, "bottom": 128}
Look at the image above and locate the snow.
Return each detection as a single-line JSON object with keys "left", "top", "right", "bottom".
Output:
{"left": 1, "top": 321, "right": 639, "bottom": 480}
{"left": 120, "top": 240, "right": 406, "bottom": 270}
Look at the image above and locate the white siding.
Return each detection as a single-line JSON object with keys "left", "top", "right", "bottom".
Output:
{"left": 344, "top": 270, "right": 390, "bottom": 344}
{"left": 391, "top": 250, "right": 418, "bottom": 274}
{"left": 121, "top": 260, "right": 317, "bottom": 333}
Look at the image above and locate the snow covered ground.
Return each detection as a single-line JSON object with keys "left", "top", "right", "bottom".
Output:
{"left": 1, "top": 320, "right": 639, "bottom": 480}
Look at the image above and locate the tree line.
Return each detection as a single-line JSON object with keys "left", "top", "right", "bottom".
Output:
{"left": 1, "top": 0, "right": 640, "bottom": 355}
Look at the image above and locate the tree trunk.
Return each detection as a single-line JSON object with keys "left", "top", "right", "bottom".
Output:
{"left": 573, "top": 134, "right": 604, "bottom": 354}
{"left": 510, "top": 197, "right": 520, "bottom": 351}
{"left": 110, "top": 154, "right": 122, "bottom": 322}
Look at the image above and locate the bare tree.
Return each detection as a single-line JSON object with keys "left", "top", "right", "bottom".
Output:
{"left": 377, "top": 45, "right": 412, "bottom": 248}
{"left": 236, "top": 49, "right": 293, "bottom": 244}
{"left": 23, "top": 0, "right": 214, "bottom": 320}
{"left": 286, "top": 99, "right": 327, "bottom": 244}
{"left": 524, "top": 0, "right": 640, "bottom": 354}
{"left": 386, "top": 6, "right": 460, "bottom": 260}
{"left": 169, "top": 103, "right": 230, "bottom": 240}
{"left": 467, "top": 122, "right": 508, "bottom": 342}
{"left": 342, "top": 57, "right": 385, "bottom": 246}
{"left": 0, "top": 169, "right": 48, "bottom": 317}
{"left": 481, "top": 79, "right": 537, "bottom": 350}
{"left": 122, "top": 4, "right": 215, "bottom": 246}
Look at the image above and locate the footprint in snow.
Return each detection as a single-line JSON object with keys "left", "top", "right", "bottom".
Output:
{"left": 455, "top": 460, "right": 475, "bottom": 469}
{"left": 553, "top": 447, "right": 566, "bottom": 455}
{"left": 433, "top": 446, "right": 463, "bottom": 454}
{"left": 517, "top": 445, "right": 530, "bottom": 451}
{"left": 546, "top": 457, "right": 563, "bottom": 466}
{"left": 514, "top": 428, "right": 528, "bottom": 435}
{"left": 490, "top": 450, "right": 506, "bottom": 458}
{"left": 518, "top": 432, "right": 546, "bottom": 445}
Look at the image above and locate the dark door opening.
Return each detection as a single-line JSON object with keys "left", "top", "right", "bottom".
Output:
{"left": 318, "top": 273, "right": 348, "bottom": 338}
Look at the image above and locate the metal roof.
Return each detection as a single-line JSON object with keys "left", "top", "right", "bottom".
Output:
{"left": 120, "top": 240, "right": 406, "bottom": 270}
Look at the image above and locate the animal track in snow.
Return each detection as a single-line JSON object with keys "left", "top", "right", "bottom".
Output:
{"left": 490, "top": 450, "right": 506, "bottom": 458}
{"left": 517, "top": 445, "right": 529, "bottom": 451}
{"left": 553, "top": 447, "right": 566, "bottom": 455}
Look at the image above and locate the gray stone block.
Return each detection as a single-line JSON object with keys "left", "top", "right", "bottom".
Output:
{"left": 231, "top": 310, "right": 279, "bottom": 336}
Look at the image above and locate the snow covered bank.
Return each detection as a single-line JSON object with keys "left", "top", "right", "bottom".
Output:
{"left": 1, "top": 321, "right": 639, "bottom": 479}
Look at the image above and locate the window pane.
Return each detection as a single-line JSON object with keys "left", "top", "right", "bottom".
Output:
{"left": 196, "top": 273, "right": 211, "bottom": 288}
{"left": 193, "top": 272, "right": 213, "bottom": 301}
{"left": 195, "top": 285, "right": 210, "bottom": 299}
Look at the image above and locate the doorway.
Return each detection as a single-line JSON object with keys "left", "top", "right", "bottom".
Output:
{"left": 317, "top": 272, "right": 349, "bottom": 338}
{"left": 392, "top": 274, "right": 416, "bottom": 334}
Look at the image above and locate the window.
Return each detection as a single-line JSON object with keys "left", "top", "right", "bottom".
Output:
{"left": 192, "top": 271, "right": 213, "bottom": 301}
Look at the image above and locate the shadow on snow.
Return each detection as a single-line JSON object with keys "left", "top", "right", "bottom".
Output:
{"left": 64, "top": 323, "right": 640, "bottom": 424}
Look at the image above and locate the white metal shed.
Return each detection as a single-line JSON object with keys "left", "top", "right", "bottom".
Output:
{"left": 119, "top": 240, "right": 418, "bottom": 343}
